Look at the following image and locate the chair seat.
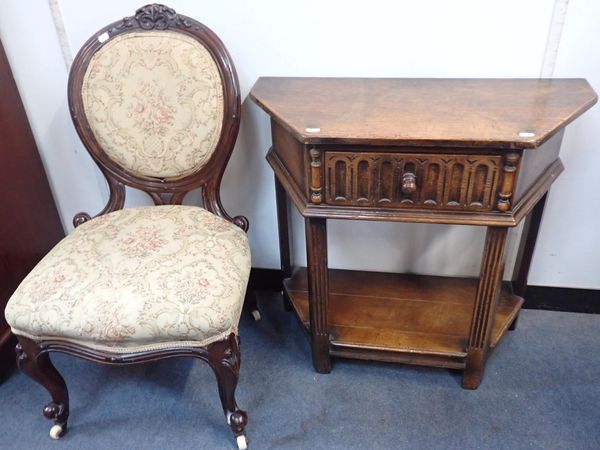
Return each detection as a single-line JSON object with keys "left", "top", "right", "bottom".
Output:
{"left": 5, "top": 205, "right": 251, "bottom": 353}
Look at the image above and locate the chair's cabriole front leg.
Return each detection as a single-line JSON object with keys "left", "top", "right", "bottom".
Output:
{"left": 206, "top": 333, "right": 248, "bottom": 449}
{"left": 15, "top": 337, "right": 70, "bottom": 439}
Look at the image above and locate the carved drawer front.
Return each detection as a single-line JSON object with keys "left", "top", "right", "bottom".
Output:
{"left": 324, "top": 152, "right": 502, "bottom": 210}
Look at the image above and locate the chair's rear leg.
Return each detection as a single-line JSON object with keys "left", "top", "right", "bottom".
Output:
{"left": 207, "top": 333, "right": 248, "bottom": 449}
{"left": 245, "top": 289, "right": 261, "bottom": 321}
{"left": 16, "top": 337, "right": 69, "bottom": 439}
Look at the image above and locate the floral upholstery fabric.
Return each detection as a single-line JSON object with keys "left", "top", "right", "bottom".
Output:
{"left": 5, "top": 205, "right": 250, "bottom": 353}
{"left": 81, "top": 31, "right": 224, "bottom": 180}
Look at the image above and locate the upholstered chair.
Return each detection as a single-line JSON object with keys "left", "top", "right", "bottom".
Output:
{"left": 4, "top": 4, "right": 254, "bottom": 449}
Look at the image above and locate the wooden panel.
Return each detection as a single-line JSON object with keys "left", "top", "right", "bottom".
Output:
{"left": 0, "top": 40, "right": 65, "bottom": 380}
{"left": 514, "top": 130, "right": 563, "bottom": 202}
{"left": 272, "top": 119, "right": 307, "bottom": 198}
{"left": 251, "top": 77, "right": 597, "bottom": 148}
{"left": 284, "top": 268, "right": 522, "bottom": 362}
{"left": 324, "top": 151, "right": 501, "bottom": 210}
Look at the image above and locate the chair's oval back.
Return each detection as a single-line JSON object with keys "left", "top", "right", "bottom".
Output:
{"left": 81, "top": 29, "right": 225, "bottom": 180}
{"left": 68, "top": 4, "right": 242, "bottom": 223}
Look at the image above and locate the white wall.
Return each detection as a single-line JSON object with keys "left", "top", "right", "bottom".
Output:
{"left": 0, "top": 0, "right": 597, "bottom": 287}
{"left": 527, "top": 0, "right": 600, "bottom": 289}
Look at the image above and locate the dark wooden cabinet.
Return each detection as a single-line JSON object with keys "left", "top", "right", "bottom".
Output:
{"left": 251, "top": 77, "right": 597, "bottom": 389}
{"left": 0, "top": 40, "right": 64, "bottom": 380}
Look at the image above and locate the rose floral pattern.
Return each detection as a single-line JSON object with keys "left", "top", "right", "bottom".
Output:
{"left": 5, "top": 206, "right": 251, "bottom": 352}
{"left": 81, "top": 31, "right": 224, "bottom": 180}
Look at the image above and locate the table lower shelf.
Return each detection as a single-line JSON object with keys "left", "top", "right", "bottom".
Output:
{"left": 283, "top": 268, "right": 523, "bottom": 370}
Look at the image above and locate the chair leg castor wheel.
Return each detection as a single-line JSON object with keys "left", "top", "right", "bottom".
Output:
{"left": 236, "top": 434, "right": 248, "bottom": 450}
{"left": 49, "top": 424, "right": 65, "bottom": 440}
{"left": 251, "top": 309, "right": 261, "bottom": 321}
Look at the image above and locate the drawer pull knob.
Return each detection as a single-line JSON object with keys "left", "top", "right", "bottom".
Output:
{"left": 402, "top": 172, "right": 417, "bottom": 194}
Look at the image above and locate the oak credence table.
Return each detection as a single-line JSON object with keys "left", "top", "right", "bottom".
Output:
{"left": 250, "top": 77, "right": 596, "bottom": 389}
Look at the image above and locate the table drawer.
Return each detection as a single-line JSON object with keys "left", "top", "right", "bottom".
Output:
{"left": 323, "top": 151, "right": 502, "bottom": 211}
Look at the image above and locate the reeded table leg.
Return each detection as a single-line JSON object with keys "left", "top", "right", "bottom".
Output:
{"left": 463, "top": 226, "right": 508, "bottom": 389}
{"left": 305, "top": 217, "right": 331, "bottom": 373}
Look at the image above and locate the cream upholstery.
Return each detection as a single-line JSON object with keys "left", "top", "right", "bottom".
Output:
{"left": 5, "top": 205, "right": 251, "bottom": 353}
{"left": 81, "top": 31, "right": 224, "bottom": 180}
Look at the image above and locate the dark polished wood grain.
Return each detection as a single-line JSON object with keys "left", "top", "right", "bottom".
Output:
{"left": 0, "top": 40, "right": 64, "bottom": 381}
{"left": 251, "top": 77, "right": 597, "bottom": 149}
{"left": 255, "top": 75, "right": 595, "bottom": 389}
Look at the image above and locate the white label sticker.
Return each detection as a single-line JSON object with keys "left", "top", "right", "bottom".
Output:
{"left": 518, "top": 131, "right": 535, "bottom": 138}
{"left": 98, "top": 32, "right": 109, "bottom": 43}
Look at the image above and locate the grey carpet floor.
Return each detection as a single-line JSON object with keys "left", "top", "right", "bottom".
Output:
{"left": 1, "top": 293, "right": 599, "bottom": 450}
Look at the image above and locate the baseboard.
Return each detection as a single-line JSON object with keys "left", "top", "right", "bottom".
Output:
{"left": 249, "top": 268, "right": 284, "bottom": 291}
{"left": 249, "top": 268, "right": 600, "bottom": 314}
{"left": 521, "top": 285, "right": 600, "bottom": 314}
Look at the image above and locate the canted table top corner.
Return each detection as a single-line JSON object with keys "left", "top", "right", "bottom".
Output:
{"left": 249, "top": 77, "right": 597, "bottom": 149}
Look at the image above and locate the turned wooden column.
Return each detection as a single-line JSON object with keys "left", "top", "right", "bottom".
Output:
{"left": 305, "top": 217, "right": 331, "bottom": 373}
{"left": 463, "top": 226, "right": 508, "bottom": 389}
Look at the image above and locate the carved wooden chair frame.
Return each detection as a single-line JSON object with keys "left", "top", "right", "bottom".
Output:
{"left": 15, "top": 4, "right": 251, "bottom": 448}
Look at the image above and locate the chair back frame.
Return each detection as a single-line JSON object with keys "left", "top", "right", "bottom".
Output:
{"left": 68, "top": 3, "right": 247, "bottom": 231}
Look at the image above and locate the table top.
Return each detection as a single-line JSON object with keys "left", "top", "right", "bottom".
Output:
{"left": 250, "top": 77, "right": 597, "bottom": 149}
